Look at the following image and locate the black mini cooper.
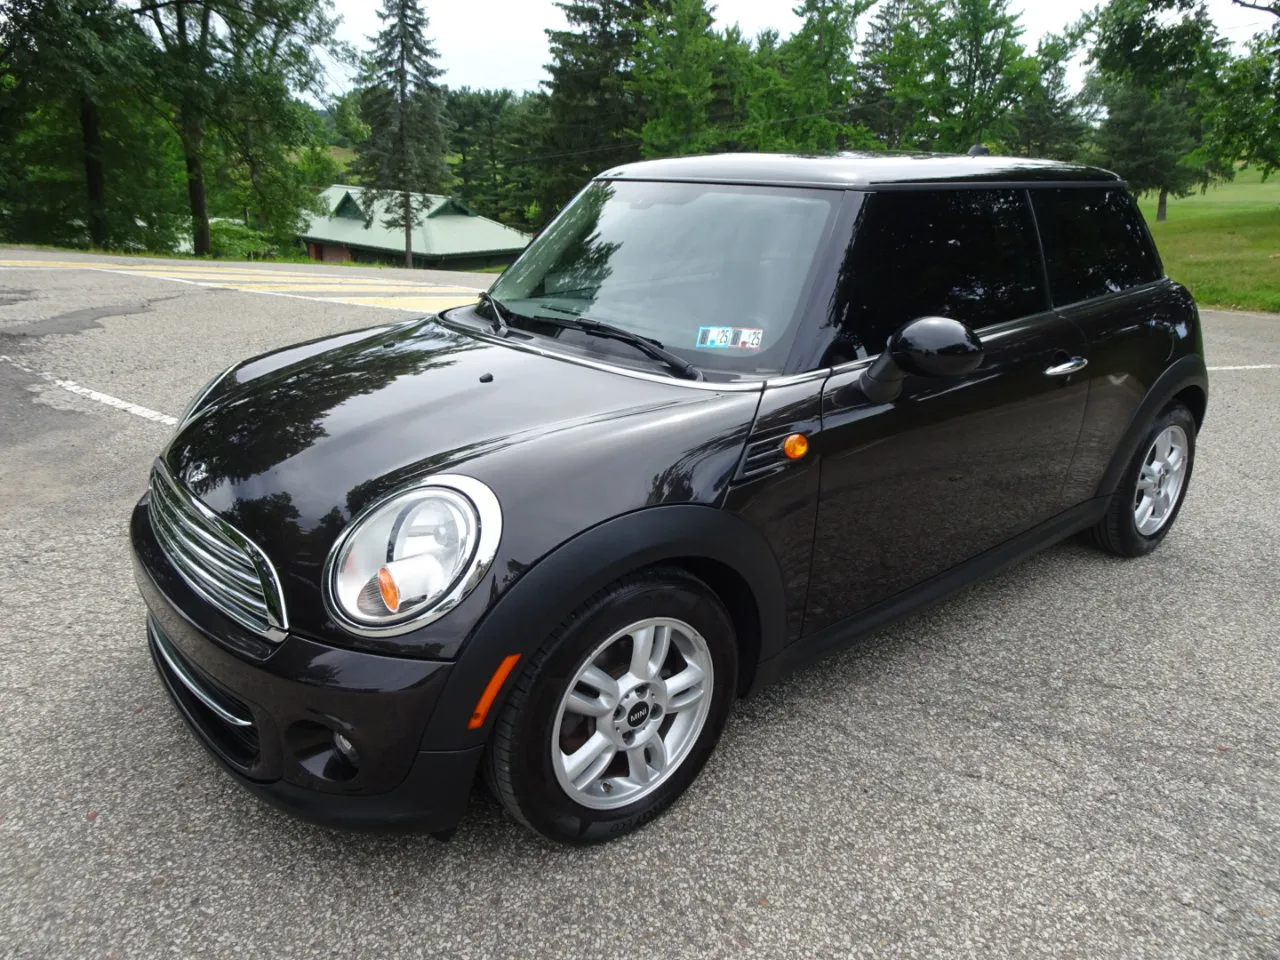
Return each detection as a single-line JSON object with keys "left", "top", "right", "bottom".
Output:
{"left": 132, "top": 154, "right": 1207, "bottom": 843}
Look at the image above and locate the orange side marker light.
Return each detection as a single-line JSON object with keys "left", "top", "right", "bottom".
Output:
{"left": 783, "top": 433, "right": 809, "bottom": 460}
{"left": 468, "top": 654, "right": 522, "bottom": 729}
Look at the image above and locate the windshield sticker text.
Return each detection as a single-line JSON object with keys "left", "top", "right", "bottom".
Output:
{"left": 696, "top": 327, "right": 764, "bottom": 351}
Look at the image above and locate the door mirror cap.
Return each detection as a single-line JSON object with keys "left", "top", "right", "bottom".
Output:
{"left": 858, "top": 316, "right": 984, "bottom": 403}
{"left": 890, "top": 316, "right": 984, "bottom": 379}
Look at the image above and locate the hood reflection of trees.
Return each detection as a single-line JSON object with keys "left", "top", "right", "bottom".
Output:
{"left": 178, "top": 326, "right": 476, "bottom": 494}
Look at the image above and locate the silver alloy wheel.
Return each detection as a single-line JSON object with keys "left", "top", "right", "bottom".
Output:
{"left": 1134, "top": 424, "right": 1190, "bottom": 536}
{"left": 550, "top": 617, "right": 714, "bottom": 811}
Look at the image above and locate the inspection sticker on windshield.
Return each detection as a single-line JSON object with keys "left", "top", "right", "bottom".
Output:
{"left": 696, "top": 326, "right": 764, "bottom": 351}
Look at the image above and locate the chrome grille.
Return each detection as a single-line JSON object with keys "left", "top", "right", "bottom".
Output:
{"left": 147, "top": 460, "right": 288, "bottom": 642}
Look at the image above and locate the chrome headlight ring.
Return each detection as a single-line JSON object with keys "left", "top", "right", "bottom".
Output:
{"left": 322, "top": 474, "right": 502, "bottom": 638}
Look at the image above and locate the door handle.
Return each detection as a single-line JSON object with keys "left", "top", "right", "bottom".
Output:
{"left": 1044, "top": 357, "right": 1088, "bottom": 377}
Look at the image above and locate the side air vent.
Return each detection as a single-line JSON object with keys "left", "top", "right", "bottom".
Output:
{"left": 736, "top": 431, "right": 796, "bottom": 482}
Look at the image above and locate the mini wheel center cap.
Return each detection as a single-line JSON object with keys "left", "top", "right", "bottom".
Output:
{"left": 626, "top": 702, "right": 651, "bottom": 728}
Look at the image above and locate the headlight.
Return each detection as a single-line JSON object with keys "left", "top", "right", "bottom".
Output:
{"left": 178, "top": 362, "right": 238, "bottom": 428}
{"left": 323, "top": 475, "right": 502, "bottom": 637}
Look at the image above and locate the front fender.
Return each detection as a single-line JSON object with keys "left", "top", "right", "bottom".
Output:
{"left": 422, "top": 504, "right": 787, "bottom": 751}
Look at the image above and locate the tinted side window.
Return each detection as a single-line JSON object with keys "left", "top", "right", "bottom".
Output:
{"left": 827, "top": 189, "right": 1046, "bottom": 361}
{"left": 1031, "top": 188, "right": 1162, "bottom": 305}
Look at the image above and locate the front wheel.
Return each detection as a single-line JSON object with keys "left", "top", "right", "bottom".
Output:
{"left": 1089, "top": 402, "right": 1197, "bottom": 557}
{"left": 484, "top": 568, "right": 737, "bottom": 844}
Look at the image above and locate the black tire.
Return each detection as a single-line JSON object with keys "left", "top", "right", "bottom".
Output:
{"left": 1089, "top": 402, "right": 1197, "bottom": 558}
{"left": 484, "top": 567, "right": 738, "bottom": 844}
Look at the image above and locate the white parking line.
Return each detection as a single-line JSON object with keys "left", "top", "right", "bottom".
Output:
{"left": 0, "top": 355, "right": 177, "bottom": 425}
{"left": 0, "top": 350, "right": 1272, "bottom": 433}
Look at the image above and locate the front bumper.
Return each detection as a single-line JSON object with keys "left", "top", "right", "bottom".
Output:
{"left": 131, "top": 499, "right": 483, "bottom": 831}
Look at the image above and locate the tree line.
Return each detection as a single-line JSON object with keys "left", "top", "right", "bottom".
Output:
{"left": 2, "top": 0, "right": 1277, "bottom": 263}
{"left": 444, "top": 0, "right": 1279, "bottom": 229}
{"left": 0, "top": 0, "right": 348, "bottom": 255}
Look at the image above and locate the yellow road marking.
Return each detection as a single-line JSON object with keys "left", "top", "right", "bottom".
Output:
{"left": 0, "top": 259, "right": 483, "bottom": 313}
{"left": 336, "top": 295, "right": 477, "bottom": 310}
{"left": 176, "top": 281, "right": 473, "bottom": 293}
{"left": 0, "top": 259, "right": 480, "bottom": 288}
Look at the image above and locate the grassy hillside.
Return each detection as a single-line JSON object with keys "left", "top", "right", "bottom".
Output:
{"left": 1140, "top": 168, "right": 1280, "bottom": 314}
{"left": 328, "top": 145, "right": 357, "bottom": 178}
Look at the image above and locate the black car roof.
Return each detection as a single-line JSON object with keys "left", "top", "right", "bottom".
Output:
{"left": 597, "top": 152, "right": 1123, "bottom": 189}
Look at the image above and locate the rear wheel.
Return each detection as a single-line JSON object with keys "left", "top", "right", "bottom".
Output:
{"left": 1090, "top": 403, "right": 1197, "bottom": 557}
{"left": 484, "top": 568, "right": 737, "bottom": 844}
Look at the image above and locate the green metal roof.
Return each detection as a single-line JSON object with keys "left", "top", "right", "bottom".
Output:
{"left": 301, "top": 185, "right": 530, "bottom": 258}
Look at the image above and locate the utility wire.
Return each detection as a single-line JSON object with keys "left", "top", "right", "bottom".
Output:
{"left": 499, "top": 106, "right": 860, "bottom": 166}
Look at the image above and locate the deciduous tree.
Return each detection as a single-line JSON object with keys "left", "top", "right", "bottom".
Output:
{"left": 938, "top": 0, "right": 1038, "bottom": 151}
{"left": 1, "top": 0, "right": 157, "bottom": 247}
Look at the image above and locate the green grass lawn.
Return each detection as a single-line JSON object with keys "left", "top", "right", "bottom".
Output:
{"left": 1140, "top": 167, "right": 1280, "bottom": 313}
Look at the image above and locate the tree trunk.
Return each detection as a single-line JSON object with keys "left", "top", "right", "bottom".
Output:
{"left": 403, "top": 191, "right": 413, "bottom": 269}
{"left": 1157, "top": 187, "right": 1169, "bottom": 222}
{"left": 80, "top": 97, "right": 108, "bottom": 248}
{"left": 245, "top": 127, "right": 261, "bottom": 230}
{"left": 181, "top": 110, "right": 211, "bottom": 256}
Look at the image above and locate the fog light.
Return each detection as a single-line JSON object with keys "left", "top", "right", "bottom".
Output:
{"left": 333, "top": 731, "right": 359, "bottom": 766}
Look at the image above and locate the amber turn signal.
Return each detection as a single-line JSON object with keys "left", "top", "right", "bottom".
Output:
{"left": 376, "top": 567, "right": 400, "bottom": 613}
{"left": 468, "top": 654, "right": 522, "bottom": 729}
{"left": 783, "top": 433, "right": 809, "bottom": 460}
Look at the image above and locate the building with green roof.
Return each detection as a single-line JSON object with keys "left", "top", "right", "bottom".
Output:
{"left": 301, "top": 185, "right": 530, "bottom": 270}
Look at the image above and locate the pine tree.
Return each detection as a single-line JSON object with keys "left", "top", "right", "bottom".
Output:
{"left": 778, "top": 0, "right": 875, "bottom": 151}
{"left": 353, "top": 0, "right": 448, "bottom": 268}
{"left": 1095, "top": 80, "right": 1207, "bottom": 220}
{"left": 631, "top": 0, "right": 717, "bottom": 157}
{"left": 1010, "top": 34, "right": 1087, "bottom": 160}
{"left": 447, "top": 87, "right": 514, "bottom": 215}
{"left": 537, "top": 0, "right": 666, "bottom": 216}
{"left": 854, "top": 0, "right": 945, "bottom": 148}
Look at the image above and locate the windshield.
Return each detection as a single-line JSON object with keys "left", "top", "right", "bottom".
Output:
{"left": 489, "top": 180, "right": 839, "bottom": 377}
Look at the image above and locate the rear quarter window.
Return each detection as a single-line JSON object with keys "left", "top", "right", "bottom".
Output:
{"left": 1031, "top": 189, "right": 1163, "bottom": 306}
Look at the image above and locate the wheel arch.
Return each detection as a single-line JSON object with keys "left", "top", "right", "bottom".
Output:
{"left": 663, "top": 556, "right": 762, "bottom": 697}
{"left": 422, "top": 505, "right": 786, "bottom": 751}
{"left": 1095, "top": 353, "right": 1208, "bottom": 499}
{"left": 1172, "top": 383, "right": 1206, "bottom": 429}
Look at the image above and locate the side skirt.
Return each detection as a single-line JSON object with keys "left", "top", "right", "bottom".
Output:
{"left": 746, "top": 497, "right": 1109, "bottom": 695}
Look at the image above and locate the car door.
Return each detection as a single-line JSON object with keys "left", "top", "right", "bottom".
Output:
{"left": 1029, "top": 187, "right": 1189, "bottom": 504}
{"left": 802, "top": 187, "right": 1091, "bottom": 635}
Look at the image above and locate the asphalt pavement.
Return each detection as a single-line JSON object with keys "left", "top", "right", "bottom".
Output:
{"left": 1, "top": 247, "right": 1277, "bottom": 959}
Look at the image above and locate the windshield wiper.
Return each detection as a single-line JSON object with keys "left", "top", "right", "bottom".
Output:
{"left": 477, "top": 291, "right": 511, "bottom": 337}
{"left": 532, "top": 312, "right": 703, "bottom": 381}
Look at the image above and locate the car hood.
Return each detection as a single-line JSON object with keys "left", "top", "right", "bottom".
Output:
{"left": 162, "top": 318, "right": 762, "bottom": 643}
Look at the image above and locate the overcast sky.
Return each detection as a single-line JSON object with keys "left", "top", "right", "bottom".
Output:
{"left": 321, "top": 0, "right": 1275, "bottom": 96}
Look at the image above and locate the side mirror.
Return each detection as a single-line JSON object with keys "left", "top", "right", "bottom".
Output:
{"left": 858, "top": 317, "right": 984, "bottom": 403}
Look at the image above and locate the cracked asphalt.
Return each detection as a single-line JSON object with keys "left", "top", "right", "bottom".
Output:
{"left": 0, "top": 248, "right": 1277, "bottom": 959}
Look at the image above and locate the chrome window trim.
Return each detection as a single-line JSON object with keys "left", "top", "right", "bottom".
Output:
{"left": 322, "top": 474, "right": 504, "bottom": 639}
{"left": 150, "top": 460, "right": 289, "bottom": 642}
{"left": 436, "top": 316, "right": 766, "bottom": 393}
